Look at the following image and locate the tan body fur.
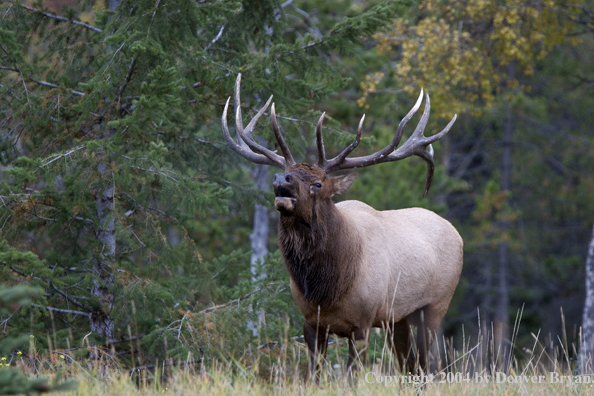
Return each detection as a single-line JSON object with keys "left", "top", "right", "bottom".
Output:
{"left": 290, "top": 201, "right": 463, "bottom": 339}
{"left": 272, "top": 164, "right": 463, "bottom": 377}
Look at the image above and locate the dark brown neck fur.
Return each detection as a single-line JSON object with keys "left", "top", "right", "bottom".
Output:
{"left": 278, "top": 199, "right": 361, "bottom": 308}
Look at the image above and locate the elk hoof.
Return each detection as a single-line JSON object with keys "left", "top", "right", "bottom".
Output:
{"left": 275, "top": 197, "right": 295, "bottom": 214}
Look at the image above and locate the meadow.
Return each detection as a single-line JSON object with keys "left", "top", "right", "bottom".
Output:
{"left": 4, "top": 321, "right": 590, "bottom": 396}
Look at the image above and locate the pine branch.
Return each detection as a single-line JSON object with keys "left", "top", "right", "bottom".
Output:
{"left": 197, "top": 282, "right": 283, "bottom": 314}
{"left": 116, "top": 58, "right": 137, "bottom": 98}
{"left": 177, "top": 310, "right": 190, "bottom": 340}
{"left": 204, "top": 24, "right": 226, "bottom": 51}
{"left": 109, "top": 334, "right": 144, "bottom": 344}
{"left": 28, "top": 78, "right": 85, "bottom": 96}
{"left": 130, "top": 166, "right": 179, "bottom": 183}
{"left": 31, "top": 304, "right": 90, "bottom": 317}
{"left": 47, "top": 281, "right": 94, "bottom": 312}
{"left": 6, "top": 264, "right": 94, "bottom": 312}
{"left": 17, "top": 3, "right": 103, "bottom": 33}
{"left": 0, "top": 63, "right": 86, "bottom": 96}
{"left": 43, "top": 145, "right": 86, "bottom": 166}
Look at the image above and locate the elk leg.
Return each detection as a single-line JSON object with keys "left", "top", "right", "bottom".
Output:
{"left": 303, "top": 321, "right": 329, "bottom": 382}
{"left": 390, "top": 319, "right": 413, "bottom": 374}
{"left": 346, "top": 327, "right": 370, "bottom": 377}
{"left": 409, "top": 305, "right": 443, "bottom": 374}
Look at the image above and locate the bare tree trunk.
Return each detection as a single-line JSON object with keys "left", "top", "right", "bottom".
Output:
{"left": 247, "top": 160, "right": 270, "bottom": 337}
{"left": 86, "top": 0, "right": 120, "bottom": 342}
{"left": 250, "top": 162, "right": 270, "bottom": 280}
{"left": 91, "top": 163, "right": 116, "bottom": 340}
{"left": 581, "top": 226, "right": 594, "bottom": 373}
{"left": 494, "top": 61, "right": 515, "bottom": 370}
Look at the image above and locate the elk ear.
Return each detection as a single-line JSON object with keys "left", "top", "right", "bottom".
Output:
{"left": 330, "top": 173, "right": 358, "bottom": 196}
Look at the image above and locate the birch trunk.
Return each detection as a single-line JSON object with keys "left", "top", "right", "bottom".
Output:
{"left": 581, "top": 226, "right": 594, "bottom": 373}
{"left": 247, "top": 161, "right": 270, "bottom": 336}
{"left": 250, "top": 162, "right": 270, "bottom": 280}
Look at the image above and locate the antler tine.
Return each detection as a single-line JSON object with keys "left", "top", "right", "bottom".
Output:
{"left": 417, "top": 113, "right": 457, "bottom": 196}
{"left": 323, "top": 90, "right": 457, "bottom": 197}
{"left": 324, "top": 90, "right": 424, "bottom": 173}
{"left": 323, "top": 114, "right": 365, "bottom": 172}
{"left": 417, "top": 147, "right": 436, "bottom": 198}
{"left": 316, "top": 112, "right": 327, "bottom": 168}
{"left": 367, "top": 89, "right": 425, "bottom": 162}
{"left": 233, "top": 74, "right": 248, "bottom": 151}
{"left": 270, "top": 103, "right": 296, "bottom": 167}
{"left": 243, "top": 95, "right": 273, "bottom": 141}
{"left": 231, "top": 73, "right": 287, "bottom": 168}
{"left": 388, "top": 94, "right": 458, "bottom": 196}
{"left": 221, "top": 97, "right": 284, "bottom": 167}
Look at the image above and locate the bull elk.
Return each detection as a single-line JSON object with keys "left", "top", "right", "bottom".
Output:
{"left": 221, "top": 74, "right": 463, "bottom": 378}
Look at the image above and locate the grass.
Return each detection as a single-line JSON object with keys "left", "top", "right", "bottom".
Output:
{"left": 7, "top": 359, "right": 594, "bottom": 396}
{"left": 3, "top": 307, "right": 591, "bottom": 395}
{"left": 4, "top": 326, "right": 594, "bottom": 396}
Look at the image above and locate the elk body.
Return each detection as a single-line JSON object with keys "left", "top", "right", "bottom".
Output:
{"left": 221, "top": 74, "right": 463, "bottom": 377}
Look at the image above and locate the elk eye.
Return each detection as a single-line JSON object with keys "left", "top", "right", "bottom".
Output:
{"left": 314, "top": 183, "right": 322, "bottom": 188}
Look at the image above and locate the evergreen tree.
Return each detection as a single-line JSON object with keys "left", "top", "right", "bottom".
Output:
{"left": 0, "top": 280, "right": 76, "bottom": 394}
{"left": 0, "top": 0, "right": 401, "bottom": 364}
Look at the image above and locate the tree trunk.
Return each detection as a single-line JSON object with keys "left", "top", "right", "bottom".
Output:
{"left": 86, "top": 0, "right": 120, "bottom": 342}
{"left": 247, "top": 160, "right": 270, "bottom": 337}
{"left": 91, "top": 162, "right": 116, "bottom": 341}
{"left": 494, "top": 61, "right": 515, "bottom": 370}
{"left": 581, "top": 226, "right": 594, "bottom": 373}
{"left": 250, "top": 162, "right": 270, "bottom": 280}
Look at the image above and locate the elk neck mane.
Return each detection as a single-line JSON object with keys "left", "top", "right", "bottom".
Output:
{"left": 278, "top": 198, "right": 361, "bottom": 308}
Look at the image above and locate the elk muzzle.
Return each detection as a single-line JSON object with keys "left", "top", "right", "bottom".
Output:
{"left": 273, "top": 173, "right": 297, "bottom": 215}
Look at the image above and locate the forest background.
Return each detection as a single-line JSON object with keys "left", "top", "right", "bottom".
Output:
{"left": 0, "top": 0, "right": 593, "bottom": 389}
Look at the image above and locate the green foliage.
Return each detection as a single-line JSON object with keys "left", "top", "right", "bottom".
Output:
{"left": 0, "top": 0, "right": 414, "bottom": 370}
{"left": 0, "top": 283, "right": 76, "bottom": 395}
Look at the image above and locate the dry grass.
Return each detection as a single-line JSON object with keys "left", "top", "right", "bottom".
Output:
{"left": 15, "top": 362, "right": 594, "bottom": 396}
{"left": 7, "top": 331, "right": 594, "bottom": 396}
{"left": 5, "top": 308, "right": 592, "bottom": 395}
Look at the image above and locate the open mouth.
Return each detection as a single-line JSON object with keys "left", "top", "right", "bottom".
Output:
{"left": 275, "top": 186, "right": 294, "bottom": 198}
{"left": 274, "top": 187, "right": 296, "bottom": 214}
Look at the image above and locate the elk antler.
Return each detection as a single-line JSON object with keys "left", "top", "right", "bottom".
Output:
{"left": 316, "top": 90, "right": 457, "bottom": 197}
{"left": 221, "top": 74, "right": 295, "bottom": 169}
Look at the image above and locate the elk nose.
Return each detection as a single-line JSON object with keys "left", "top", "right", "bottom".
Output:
{"left": 273, "top": 173, "right": 292, "bottom": 187}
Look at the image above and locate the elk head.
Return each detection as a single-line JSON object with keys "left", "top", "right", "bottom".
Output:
{"left": 221, "top": 74, "right": 457, "bottom": 216}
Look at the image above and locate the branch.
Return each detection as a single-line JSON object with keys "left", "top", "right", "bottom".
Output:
{"left": 116, "top": 58, "right": 137, "bottom": 98}
{"left": 130, "top": 166, "right": 179, "bottom": 183}
{"left": 1, "top": 313, "right": 14, "bottom": 331}
{"left": 177, "top": 310, "right": 190, "bottom": 340}
{"left": 109, "top": 334, "right": 144, "bottom": 344}
{"left": 204, "top": 24, "right": 226, "bottom": 51}
{"left": 48, "top": 282, "right": 94, "bottom": 312}
{"left": 28, "top": 78, "right": 85, "bottom": 96}
{"left": 31, "top": 304, "right": 90, "bottom": 318}
{"left": 1, "top": 63, "right": 86, "bottom": 96}
{"left": 18, "top": 3, "right": 103, "bottom": 33}
{"left": 43, "top": 145, "right": 86, "bottom": 167}
{"left": 197, "top": 282, "right": 283, "bottom": 314}
{"left": 7, "top": 265, "right": 94, "bottom": 312}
